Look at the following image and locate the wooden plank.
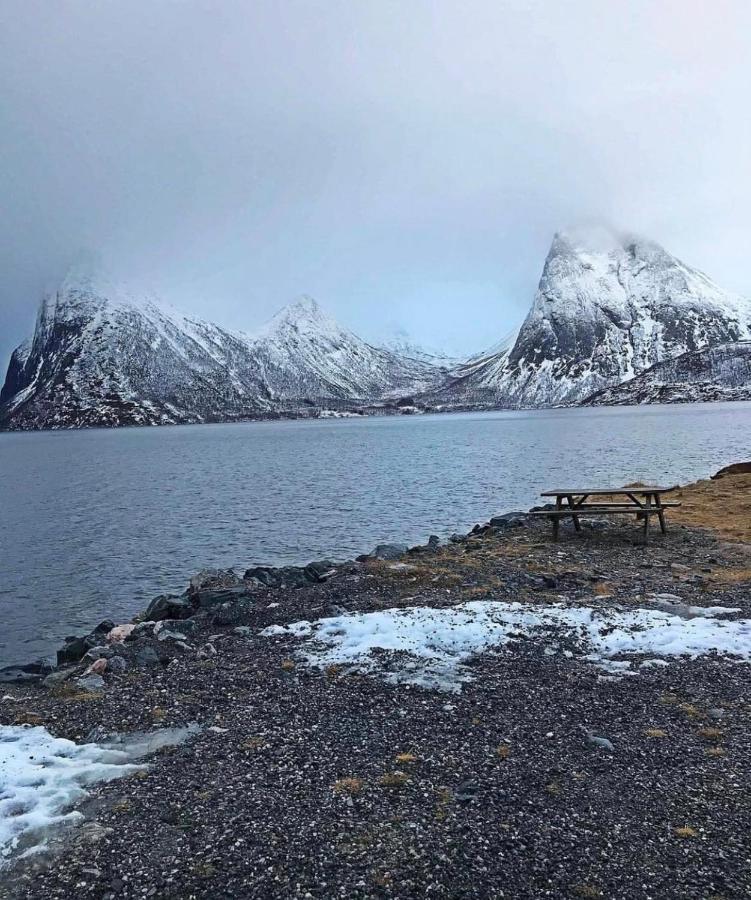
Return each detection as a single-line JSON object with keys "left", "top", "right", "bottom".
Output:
{"left": 540, "top": 486, "right": 677, "bottom": 497}
{"left": 529, "top": 509, "right": 663, "bottom": 517}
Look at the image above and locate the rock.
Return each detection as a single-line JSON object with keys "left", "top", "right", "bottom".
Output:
{"left": 195, "top": 586, "right": 255, "bottom": 609}
{"left": 43, "top": 667, "right": 76, "bottom": 687}
{"left": 83, "top": 658, "right": 108, "bottom": 676}
{"left": 233, "top": 626, "right": 253, "bottom": 638}
{"left": 427, "top": 535, "right": 441, "bottom": 548}
{"left": 83, "top": 645, "right": 114, "bottom": 662}
{"left": 707, "top": 707, "right": 725, "bottom": 720}
{"left": 372, "top": 543, "right": 408, "bottom": 560}
{"left": 188, "top": 568, "right": 241, "bottom": 594}
{"left": 455, "top": 780, "right": 480, "bottom": 802}
{"left": 242, "top": 566, "right": 311, "bottom": 588}
{"left": 56, "top": 622, "right": 114, "bottom": 666}
{"left": 107, "top": 655, "right": 129, "bottom": 674}
{"left": 154, "top": 619, "right": 197, "bottom": 639}
{"left": 133, "top": 645, "right": 160, "bottom": 667}
{"left": 128, "top": 621, "right": 156, "bottom": 639}
{"left": 76, "top": 673, "right": 105, "bottom": 691}
{"left": 489, "top": 512, "right": 528, "bottom": 528}
{"left": 197, "top": 643, "right": 217, "bottom": 659}
{"left": 57, "top": 637, "right": 86, "bottom": 665}
{"left": 582, "top": 727, "right": 614, "bottom": 752}
{"left": 670, "top": 563, "right": 691, "bottom": 573}
{"left": 449, "top": 533, "right": 466, "bottom": 544}
{"left": 212, "top": 598, "right": 255, "bottom": 627}
{"left": 304, "top": 560, "right": 338, "bottom": 582}
{"left": 106, "top": 623, "right": 136, "bottom": 643}
{"left": 711, "top": 461, "right": 751, "bottom": 479}
{"left": 0, "top": 659, "right": 54, "bottom": 684}
{"left": 143, "top": 594, "right": 192, "bottom": 622}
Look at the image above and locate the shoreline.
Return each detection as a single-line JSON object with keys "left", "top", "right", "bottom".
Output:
{"left": 2, "top": 467, "right": 751, "bottom": 897}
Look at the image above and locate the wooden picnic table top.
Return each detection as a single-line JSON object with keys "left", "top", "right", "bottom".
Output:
{"left": 540, "top": 486, "right": 676, "bottom": 497}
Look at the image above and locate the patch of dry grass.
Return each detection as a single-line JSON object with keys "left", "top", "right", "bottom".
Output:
{"left": 673, "top": 825, "right": 698, "bottom": 838}
{"left": 378, "top": 772, "right": 409, "bottom": 788}
{"left": 644, "top": 728, "right": 668, "bottom": 739}
{"left": 667, "top": 473, "right": 751, "bottom": 543}
{"left": 332, "top": 777, "right": 364, "bottom": 796}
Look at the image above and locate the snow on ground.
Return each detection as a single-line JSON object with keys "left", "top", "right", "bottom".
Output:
{"left": 0, "top": 724, "right": 199, "bottom": 866}
{"left": 262, "top": 600, "right": 750, "bottom": 691}
{"left": 0, "top": 726, "right": 141, "bottom": 865}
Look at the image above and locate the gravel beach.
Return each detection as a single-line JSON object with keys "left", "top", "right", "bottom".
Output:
{"left": 2, "top": 471, "right": 750, "bottom": 899}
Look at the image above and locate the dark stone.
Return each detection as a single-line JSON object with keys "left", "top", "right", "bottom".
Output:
{"left": 195, "top": 586, "right": 255, "bottom": 609}
{"left": 213, "top": 598, "right": 256, "bottom": 627}
{"left": 427, "top": 535, "right": 441, "bottom": 548}
{"left": 449, "top": 533, "right": 466, "bottom": 544}
{"left": 242, "top": 566, "right": 316, "bottom": 589}
{"left": 455, "top": 780, "right": 480, "bottom": 802}
{"left": 57, "top": 635, "right": 94, "bottom": 665}
{"left": 107, "top": 655, "right": 129, "bottom": 674}
{"left": 712, "top": 461, "right": 751, "bottom": 479}
{"left": 304, "top": 560, "right": 338, "bottom": 582}
{"left": 133, "top": 645, "right": 160, "bottom": 667}
{"left": 372, "top": 543, "right": 408, "bottom": 561}
{"left": 143, "top": 594, "right": 192, "bottom": 622}
{"left": 0, "top": 658, "right": 54, "bottom": 684}
{"left": 489, "top": 512, "right": 528, "bottom": 528}
{"left": 155, "top": 619, "right": 197, "bottom": 640}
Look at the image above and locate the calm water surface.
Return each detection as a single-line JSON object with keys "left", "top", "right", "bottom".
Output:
{"left": 1, "top": 403, "right": 750, "bottom": 666}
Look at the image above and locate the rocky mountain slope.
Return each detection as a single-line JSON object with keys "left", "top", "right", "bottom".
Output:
{"left": 583, "top": 341, "right": 751, "bottom": 405}
{"left": 0, "top": 270, "right": 443, "bottom": 430}
{"left": 434, "top": 227, "right": 751, "bottom": 407}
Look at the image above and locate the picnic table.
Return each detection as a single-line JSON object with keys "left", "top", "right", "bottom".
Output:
{"left": 530, "top": 486, "right": 680, "bottom": 544}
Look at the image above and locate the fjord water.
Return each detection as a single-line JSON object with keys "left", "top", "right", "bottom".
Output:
{"left": 1, "top": 403, "right": 750, "bottom": 666}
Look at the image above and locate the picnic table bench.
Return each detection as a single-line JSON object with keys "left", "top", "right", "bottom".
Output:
{"left": 530, "top": 487, "right": 680, "bottom": 544}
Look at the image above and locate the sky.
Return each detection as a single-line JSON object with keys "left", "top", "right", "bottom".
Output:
{"left": 1, "top": 0, "right": 750, "bottom": 369}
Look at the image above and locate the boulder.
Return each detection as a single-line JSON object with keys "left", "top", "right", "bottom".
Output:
{"left": 188, "top": 568, "right": 242, "bottom": 595}
{"left": 133, "top": 645, "right": 160, "bottom": 667}
{"left": 82, "top": 645, "right": 114, "bottom": 662}
{"left": 489, "top": 512, "right": 528, "bottom": 528}
{"left": 107, "top": 655, "right": 129, "bottom": 674}
{"left": 76, "top": 673, "right": 105, "bottom": 692}
{"left": 304, "top": 560, "right": 338, "bottom": 582}
{"left": 106, "top": 623, "right": 136, "bottom": 643}
{"left": 194, "top": 585, "right": 254, "bottom": 609}
{"left": 56, "top": 619, "right": 117, "bottom": 665}
{"left": 372, "top": 544, "right": 408, "bottom": 561}
{"left": 143, "top": 594, "right": 192, "bottom": 622}
{"left": 712, "top": 461, "right": 751, "bottom": 479}
{"left": 242, "top": 566, "right": 311, "bottom": 588}
{"left": 0, "top": 659, "right": 54, "bottom": 684}
{"left": 154, "top": 619, "right": 197, "bottom": 641}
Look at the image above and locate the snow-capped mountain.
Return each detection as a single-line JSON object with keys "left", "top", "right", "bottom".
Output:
{"left": 437, "top": 226, "right": 751, "bottom": 407}
{"left": 583, "top": 341, "right": 751, "bottom": 406}
{"left": 0, "top": 270, "right": 442, "bottom": 430}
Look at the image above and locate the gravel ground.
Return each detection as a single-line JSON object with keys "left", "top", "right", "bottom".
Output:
{"left": 2, "top": 509, "right": 751, "bottom": 899}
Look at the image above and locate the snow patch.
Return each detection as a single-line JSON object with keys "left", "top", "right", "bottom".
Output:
{"left": 261, "top": 600, "right": 751, "bottom": 691}
{"left": 0, "top": 724, "right": 199, "bottom": 866}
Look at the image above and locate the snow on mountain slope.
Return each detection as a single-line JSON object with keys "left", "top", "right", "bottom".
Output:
{"left": 583, "top": 341, "right": 751, "bottom": 406}
{"left": 242, "top": 297, "right": 441, "bottom": 400}
{"left": 0, "top": 273, "right": 442, "bottom": 430}
{"left": 438, "top": 226, "right": 751, "bottom": 407}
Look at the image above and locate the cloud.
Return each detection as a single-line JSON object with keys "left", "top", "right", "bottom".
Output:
{"left": 1, "top": 0, "right": 749, "bottom": 367}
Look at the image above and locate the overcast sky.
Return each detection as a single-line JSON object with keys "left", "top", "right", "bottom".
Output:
{"left": 1, "top": 0, "right": 750, "bottom": 368}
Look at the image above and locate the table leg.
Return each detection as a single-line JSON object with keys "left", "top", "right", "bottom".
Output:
{"left": 654, "top": 493, "right": 667, "bottom": 534}
{"left": 566, "top": 495, "right": 582, "bottom": 532}
{"left": 642, "top": 494, "right": 652, "bottom": 545}
{"left": 552, "top": 496, "right": 562, "bottom": 542}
